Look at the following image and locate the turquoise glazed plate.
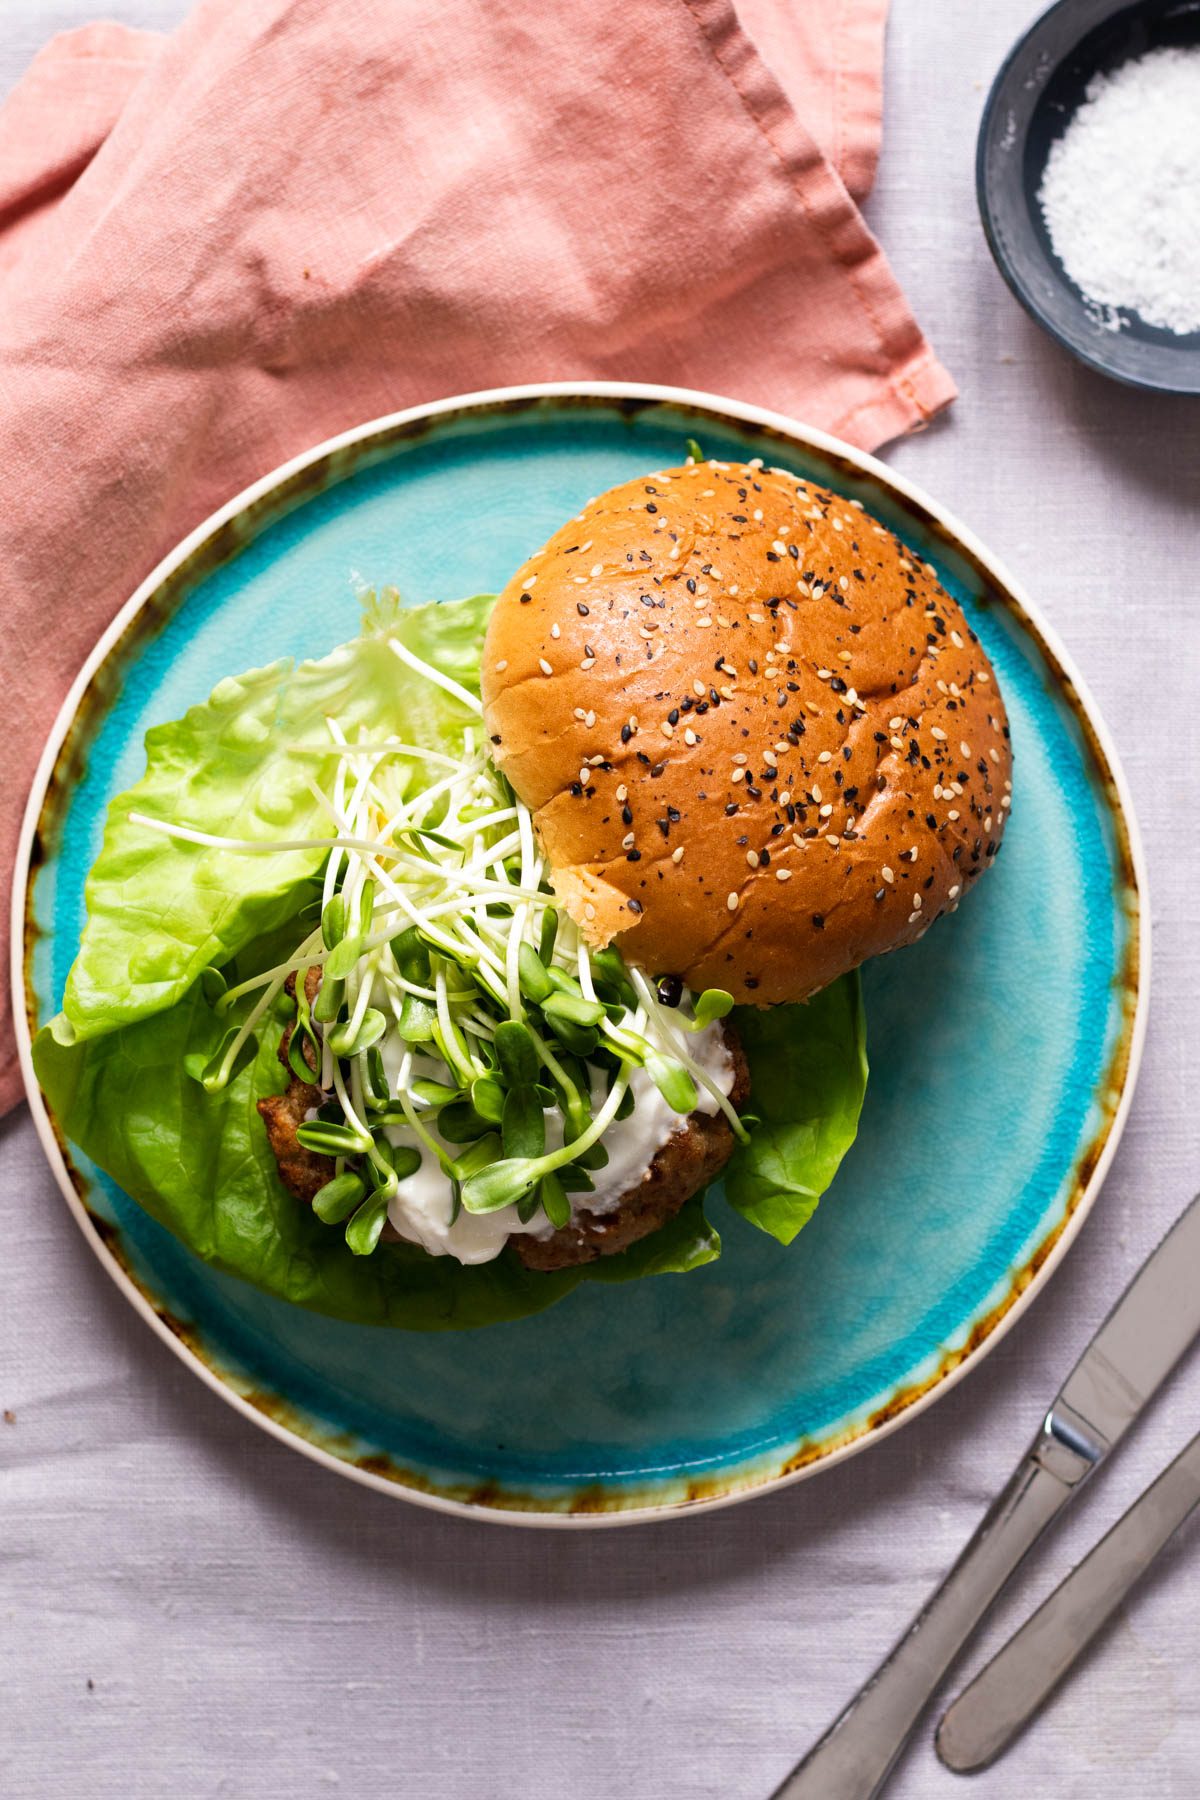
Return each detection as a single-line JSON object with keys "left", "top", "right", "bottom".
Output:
{"left": 15, "top": 385, "right": 1147, "bottom": 1526}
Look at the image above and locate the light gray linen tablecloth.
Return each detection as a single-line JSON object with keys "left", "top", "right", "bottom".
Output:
{"left": 4, "top": 3, "right": 1200, "bottom": 1795}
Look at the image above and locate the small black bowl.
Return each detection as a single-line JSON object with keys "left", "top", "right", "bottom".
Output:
{"left": 977, "top": 0, "right": 1200, "bottom": 392}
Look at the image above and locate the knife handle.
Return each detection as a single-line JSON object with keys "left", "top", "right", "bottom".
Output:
{"left": 771, "top": 1415, "right": 1098, "bottom": 1800}
{"left": 936, "top": 1428, "right": 1200, "bottom": 1772}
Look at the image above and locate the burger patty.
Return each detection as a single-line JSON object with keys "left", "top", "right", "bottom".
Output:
{"left": 258, "top": 982, "right": 750, "bottom": 1270}
{"left": 257, "top": 968, "right": 334, "bottom": 1205}
{"left": 513, "top": 1023, "right": 750, "bottom": 1272}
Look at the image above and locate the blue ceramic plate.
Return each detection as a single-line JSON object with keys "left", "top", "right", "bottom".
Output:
{"left": 15, "top": 385, "right": 1147, "bottom": 1525}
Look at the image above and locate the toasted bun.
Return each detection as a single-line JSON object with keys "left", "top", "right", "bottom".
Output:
{"left": 480, "top": 461, "right": 1011, "bottom": 1005}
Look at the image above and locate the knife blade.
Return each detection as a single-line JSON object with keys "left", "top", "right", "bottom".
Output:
{"left": 770, "top": 1189, "right": 1200, "bottom": 1800}
{"left": 936, "top": 1426, "right": 1200, "bottom": 1771}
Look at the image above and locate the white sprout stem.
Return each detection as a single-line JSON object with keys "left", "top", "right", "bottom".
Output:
{"left": 627, "top": 968, "right": 746, "bottom": 1139}
{"left": 387, "top": 635, "right": 482, "bottom": 714}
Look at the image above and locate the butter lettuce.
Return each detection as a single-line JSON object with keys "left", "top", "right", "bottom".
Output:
{"left": 33, "top": 594, "right": 867, "bottom": 1329}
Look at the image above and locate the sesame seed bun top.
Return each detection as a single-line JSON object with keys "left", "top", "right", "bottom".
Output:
{"left": 480, "top": 459, "right": 1012, "bottom": 1006}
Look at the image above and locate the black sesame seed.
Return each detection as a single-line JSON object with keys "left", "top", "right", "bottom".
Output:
{"left": 725, "top": 803, "right": 738, "bottom": 816}
{"left": 620, "top": 724, "right": 632, "bottom": 743}
{"left": 651, "top": 763, "right": 666, "bottom": 778}
{"left": 646, "top": 503, "right": 657, "bottom": 513}
{"left": 577, "top": 603, "right": 590, "bottom": 616}
{"left": 668, "top": 708, "right": 679, "bottom": 726}
{"left": 811, "top": 914, "right": 825, "bottom": 930}
{"left": 627, "top": 899, "right": 643, "bottom": 914}
{"left": 621, "top": 806, "right": 633, "bottom": 826}
{"left": 626, "top": 850, "right": 641, "bottom": 862}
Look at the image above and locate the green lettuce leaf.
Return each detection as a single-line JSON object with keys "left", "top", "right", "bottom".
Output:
{"left": 33, "top": 592, "right": 868, "bottom": 1329}
{"left": 58, "top": 590, "right": 495, "bottom": 1045}
{"left": 724, "top": 973, "right": 867, "bottom": 1243}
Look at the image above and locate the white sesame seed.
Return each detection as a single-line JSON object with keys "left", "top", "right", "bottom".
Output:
{"left": 772, "top": 540, "right": 787, "bottom": 554}
{"left": 978, "top": 669, "right": 990, "bottom": 683}
{"left": 693, "top": 680, "right": 706, "bottom": 698}
{"left": 908, "top": 911, "right": 920, "bottom": 925}
{"left": 521, "top": 576, "right": 536, "bottom": 591}
{"left": 590, "top": 564, "right": 603, "bottom": 578}
{"left": 775, "top": 868, "right": 792, "bottom": 882}
{"left": 948, "top": 809, "right": 960, "bottom": 821}
{"left": 728, "top": 584, "right": 739, "bottom": 597}
{"left": 948, "top": 884, "right": 961, "bottom": 899}
{"left": 990, "top": 747, "right": 1000, "bottom": 763}
{"left": 572, "top": 575, "right": 587, "bottom": 584}
{"left": 778, "top": 790, "right": 792, "bottom": 806}
{"left": 931, "top": 726, "right": 947, "bottom": 741}
{"left": 584, "top": 902, "right": 595, "bottom": 920}
{"left": 913, "top": 894, "right": 922, "bottom": 909}
{"left": 890, "top": 735, "right": 904, "bottom": 750}
{"left": 819, "top": 803, "right": 833, "bottom": 817}
{"left": 585, "top": 710, "right": 595, "bottom": 728}
{"left": 732, "top": 753, "right": 748, "bottom": 765}
{"left": 838, "top": 650, "right": 852, "bottom": 663}
{"left": 660, "top": 721, "right": 673, "bottom": 739}
{"left": 889, "top": 716, "right": 903, "bottom": 730}
{"left": 746, "top": 851, "right": 760, "bottom": 869}
{"left": 839, "top": 576, "right": 849, "bottom": 591}
{"left": 752, "top": 509, "right": 763, "bottom": 521}
{"left": 622, "top": 832, "right": 635, "bottom": 849}
{"left": 818, "top": 750, "right": 832, "bottom": 764}
{"left": 731, "top": 768, "right": 745, "bottom": 783}
{"left": 727, "top": 892, "right": 740, "bottom": 911}
{"left": 684, "top": 727, "right": 697, "bottom": 746}
{"left": 550, "top": 623, "right": 560, "bottom": 639}
{"left": 960, "top": 742, "right": 971, "bottom": 758}
{"left": 579, "top": 768, "right": 590, "bottom": 786}
{"left": 580, "top": 657, "right": 595, "bottom": 671}
{"left": 832, "top": 518, "right": 843, "bottom": 532}
{"left": 574, "top": 707, "right": 586, "bottom": 721}
{"left": 538, "top": 658, "right": 553, "bottom": 676}
{"left": 581, "top": 540, "right": 592, "bottom": 552}
{"left": 950, "top": 630, "right": 964, "bottom": 649}
{"left": 495, "top": 660, "right": 508, "bottom": 672}
{"left": 817, "top": 668, "right": 832, "bottom": 681}
{"left": 1000, "top": 794, "right": 1011, "bottom": 809}
{"left": 984, "top": 816, "right": 993, "bottom": 833}
{"left": 763, "top": 750, "right": 777, "bottom": 768}
{"left": 695, "top": 617, "right": 712, "bottom": 628}
{"left": 881, "top": 866, "right": 894, "bottom": 883}
{"left": 811, "top": 784, "right": 823, "bottom": 802}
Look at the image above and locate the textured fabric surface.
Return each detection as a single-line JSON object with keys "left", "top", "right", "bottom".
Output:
{"left": 4, "top": 3, "right": 1200, "bottom": 1797}
{"left": 0, "top": 0, "right": 951, "bottom": 1111}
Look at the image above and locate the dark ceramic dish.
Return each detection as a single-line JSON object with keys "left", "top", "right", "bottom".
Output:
{"left": 977, "top": 0, "right": 1200, "bottom": 392}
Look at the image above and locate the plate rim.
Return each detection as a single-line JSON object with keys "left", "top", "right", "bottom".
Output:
{"left": 13, "top": 378, "right": 1151, "bottom": 1528}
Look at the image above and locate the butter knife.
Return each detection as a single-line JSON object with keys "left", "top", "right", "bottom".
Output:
{"left": 936, "top": 1424, "right": 1200, "bottom": 1771}
{"left": 770, "top": 1190, "right": 1200, "bottom": 1800}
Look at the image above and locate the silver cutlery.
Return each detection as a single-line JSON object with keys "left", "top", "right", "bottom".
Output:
{"left": 936, "top": 1423, "right": 1200, "bottom": 1771}
{"left": 769, "top": 1189, "right": 1200, "bottom": 1800}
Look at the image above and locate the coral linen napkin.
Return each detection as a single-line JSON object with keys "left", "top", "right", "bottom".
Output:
{"left": 0, "top": 0, "right": 954, "bottom": 1111}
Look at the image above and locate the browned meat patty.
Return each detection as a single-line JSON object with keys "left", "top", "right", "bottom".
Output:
{"left": 256, "top": 968, "right": 334, "bottom": 1205}
{"left": 513, "top": 1023, "right": 750, "bottom": 1272}
{"left": 258, "top": 981, "right": 750, "bottom": 1270}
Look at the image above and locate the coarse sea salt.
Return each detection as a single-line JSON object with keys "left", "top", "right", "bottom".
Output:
{"left": 1038, "top": 46, "right": 1200, "bottom": 336}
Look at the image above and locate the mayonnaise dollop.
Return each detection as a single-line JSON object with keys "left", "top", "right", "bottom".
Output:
{"left": 379, "top": 1024, "right": 735, "bottom": 1265}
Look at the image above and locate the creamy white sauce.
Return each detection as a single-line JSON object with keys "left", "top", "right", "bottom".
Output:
{"left": 377, "top": 1022, "right": 735, "bottom": 1266}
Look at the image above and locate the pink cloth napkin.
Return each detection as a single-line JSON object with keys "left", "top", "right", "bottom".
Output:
{"left": 0, "top": 0, "right": 954, "bottom": 1112}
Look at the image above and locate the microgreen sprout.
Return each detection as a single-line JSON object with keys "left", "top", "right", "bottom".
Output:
{"left": 142, "top": 625, "right": 743, "bottom": 1254}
